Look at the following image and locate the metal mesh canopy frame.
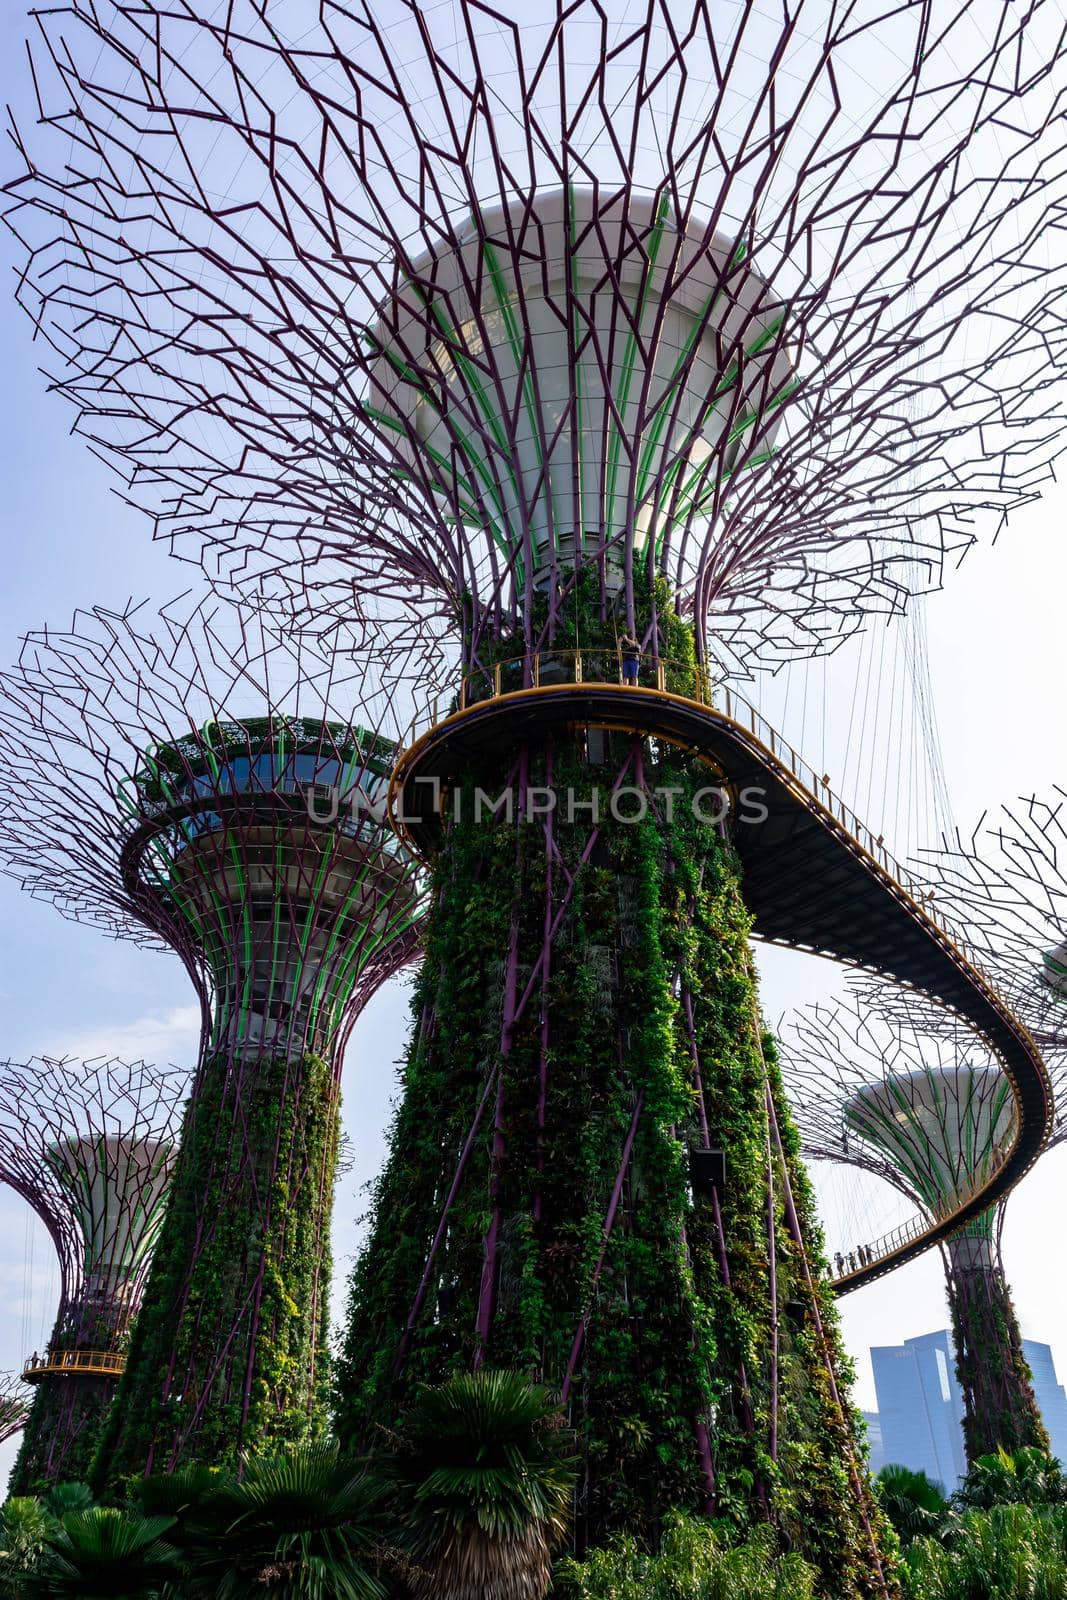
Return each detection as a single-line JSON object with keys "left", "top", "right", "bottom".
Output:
{"left": 0, "top": 596, "right": 428, "bottom": 1068}
{"left": 0, "top": 1056, "right": 185, "bottom": 1351}
{"left": 6, "top": 1, "right": 1067, "bottom": 675}
{"left": 0, "top": 1376, "right": 30, "bottom": 1448}
{"left": 782, "top": 999, "right": 1018, "bottom": 1252}
{"left": 914, "top": 789, "right": 1067, "bottom": 1067}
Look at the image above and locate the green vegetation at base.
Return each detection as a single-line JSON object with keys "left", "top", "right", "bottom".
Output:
{"left": 872, "top": 1448, "right": 1067, "bottom": 1600}
{"left": 555, "top": 1514, "right": 816, "bottom": 1599}
{"left": 91, "top": 1051, "right": 339, "bottom": 1486}
{"left": 0, "top": 1447, "right": 383, "bottom": 1600}
{"left": 903, "top": 1505, "right": 1067, "bottom": 1600}
{"left": 0, "top": 1374, "right": 573, "bottom": 1600}
{"left": 7, "top": 1396, "right": 1067, "bottom": 1600}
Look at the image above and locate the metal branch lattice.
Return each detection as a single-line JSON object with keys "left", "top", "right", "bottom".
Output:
{"left": 0, "top": 1056, "right": 186, "bottom": 1350}
{"left": 781, "top": 997, "right": 1017, "bottom": 1245}
{"left": 6, "top": 1, "right": 1067, "bottom": 674}
{"left": 0, "top": 1376, "right": 30, "bottom": 1447}
{"left": 0, "top": 596, "right": 427, "bottom": 1067}
{"left": 911, "top": 790, "right": 1067, "bottom": 1071}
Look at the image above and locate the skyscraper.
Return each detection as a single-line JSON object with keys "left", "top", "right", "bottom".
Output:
{"left": 870, "top": 1331, "right": 1067, "bottom": 1489}
{"left": 871, "top": 1332, "right": 968, "bottom": 1491}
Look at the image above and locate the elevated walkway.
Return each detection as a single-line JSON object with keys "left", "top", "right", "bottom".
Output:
{"left": 388, "top": 655, "right": 1051, "bottom": 1293}
{"left": 22, "top": 1348, "right": 125, "bottom": 1382}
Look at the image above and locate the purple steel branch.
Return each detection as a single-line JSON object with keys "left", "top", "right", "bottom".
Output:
{"left": 5, "top": 3, "right": 1067, "bottom": 675}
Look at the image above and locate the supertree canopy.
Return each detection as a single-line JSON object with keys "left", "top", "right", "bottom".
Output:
{"left": 783, "top": 1000, "right": 1053, "bottom": 1464}
{"left": 0, "top": 1056, "right": 184, "bottom": 1493}
{"left": 5, "top": 2, "right": 1067, "bottom": 1589}
{"left": 0, "top": 598, "right": 427, "bottom": 1478}
{"left": 5, "top": 1, "right": 1067, "bottom": 672}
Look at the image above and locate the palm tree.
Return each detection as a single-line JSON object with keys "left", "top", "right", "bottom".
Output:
{"left": 126, "top": 1463, "right": 223, "bottom": 1573}
{"left": 954, "top": 1445, "right": 1066, "bottom": 1511}
{"left": 390, "top": 1369, "right": 575, "bottom": 1600}
{"left": 172, "top": 1441, "right": 388, "bottom": 1600}
{"left": 23, "top": 1507, "right": 180, "bottom": 1599}
{"left": 875, "top": 1464, "right": 949, "bottom": 1544}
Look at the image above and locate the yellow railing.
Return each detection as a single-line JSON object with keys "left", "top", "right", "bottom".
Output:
{"left": 828, "top": 1149, "right": 1011, "bottom": 1283}
{"left": 460, "top": 649, "right": 711, "bottom": 708}
{"left": 422, "top": 649, "right": 1046, "bottom": 1288}
{"left": 452, "top": 649, "right": 989, "bottom": 985}
{"left": 22, "top": 1348, "right": 126, "bottom": 1382}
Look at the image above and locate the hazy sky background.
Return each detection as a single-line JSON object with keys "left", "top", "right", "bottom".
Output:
{"left": 0, "top": 0, "right": 1064, "bottom": 1489}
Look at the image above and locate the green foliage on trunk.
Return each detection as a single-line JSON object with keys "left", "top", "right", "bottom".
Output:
{"left": 91, "top": 1053, "right": 340, "bottom": 1489}
{"left": 336, "top": 593, "right": 897, "bottom": 1596}
{"left": 9, "top": 1377, "right": 117, "bottom": 1500}
{"left": 950, "top": 1263, "right": 1051, "bottom": 1463}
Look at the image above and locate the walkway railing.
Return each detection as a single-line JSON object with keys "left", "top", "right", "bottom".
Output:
{"left": 829, "top": 1148, "right": 1010, "bottom": 1284}
{"left": 426, "top": 648, "right": 1048, "bottom": 1291}
{"left": 453, "top": 648, "right": 990, "bottom": 988}
{"left": 22, "top": 1348, "right": 125, "bottom": 1382}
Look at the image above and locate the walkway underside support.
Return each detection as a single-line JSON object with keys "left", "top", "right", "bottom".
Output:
{"left": 338, "top": 723, "right": 897, "bottom": 1597}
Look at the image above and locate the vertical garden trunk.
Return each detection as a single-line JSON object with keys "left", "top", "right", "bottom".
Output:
{"left": 93, "top": 1051, "right": 339, "bottom": 1483}
{"left": 10, "top": 1313, "right": 122, "bottom": 1494}
{"left": 337, "top": 600, "right": 898, "bottom": 1596}
{"left": 948, "top": 1227, "right": 1050, "bottom": 1462}
{"left": 85, "top": 719, "right": 418, "bottom": 1485}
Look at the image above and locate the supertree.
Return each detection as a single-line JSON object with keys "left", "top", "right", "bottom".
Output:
{"left": 4, "top": 3, "right": 1067, "bottom": 1589}
{"left": 6, "top": 3, "right": 1067, "bottom": 671}
{"left": 782, "top": 998, "right": 1053, "bottom": 1464}
{"left": 0, "top": 598, "right": 426, "bottom": 1478}
{"left": 0, "top": 1056, "right": 185, "bottom": 1493}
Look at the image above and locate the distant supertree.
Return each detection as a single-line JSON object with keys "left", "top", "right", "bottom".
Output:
{"left": 783, "top": 1000, "right": 1052, "bottom": 1464}
{"left": 0, "top": 599, "right": 426, "bottom": 1478}
{"left": 0, "top": 1377, "right": 30, "bottom": 1448}
{"left": 6, "top": 3, "right": 1067, "bottom": 1586}
{"left": 0, "top": 1057, "right": 185, "bottom": 1493}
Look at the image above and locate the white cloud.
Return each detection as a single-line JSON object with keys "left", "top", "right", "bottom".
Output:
{"left": 42, "top": 1005, "right": 202, "bottom": 1070}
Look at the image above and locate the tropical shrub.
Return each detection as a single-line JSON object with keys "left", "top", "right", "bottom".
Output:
{"left": 389, "top": 1370, "right": 575, "bottom": 1600}
{"left": 954, "top": 1447, "right": 1066, "bottom": 1511}
{"left": 554, "top": 1511, "right": 816, "bottom": 1599}
{"left": 903, "top": 1503, "right": 1067, "bottom": 1600}
{"left": 172, "top": 1441, "right": 388, "bottom": 1599}
{"left": 0, "top": 1499, "right": 53, "bottom": 1596}
{"left": 21, "top": 1507, "right": 180, "bottom": 1599}
{"left": 876, "top": 1465, "right": 949, "bottom": 1544}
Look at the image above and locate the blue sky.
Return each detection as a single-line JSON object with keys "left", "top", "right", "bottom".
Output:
{"left": 0, "top": 0, "right": 1065, "bottom": 1490}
